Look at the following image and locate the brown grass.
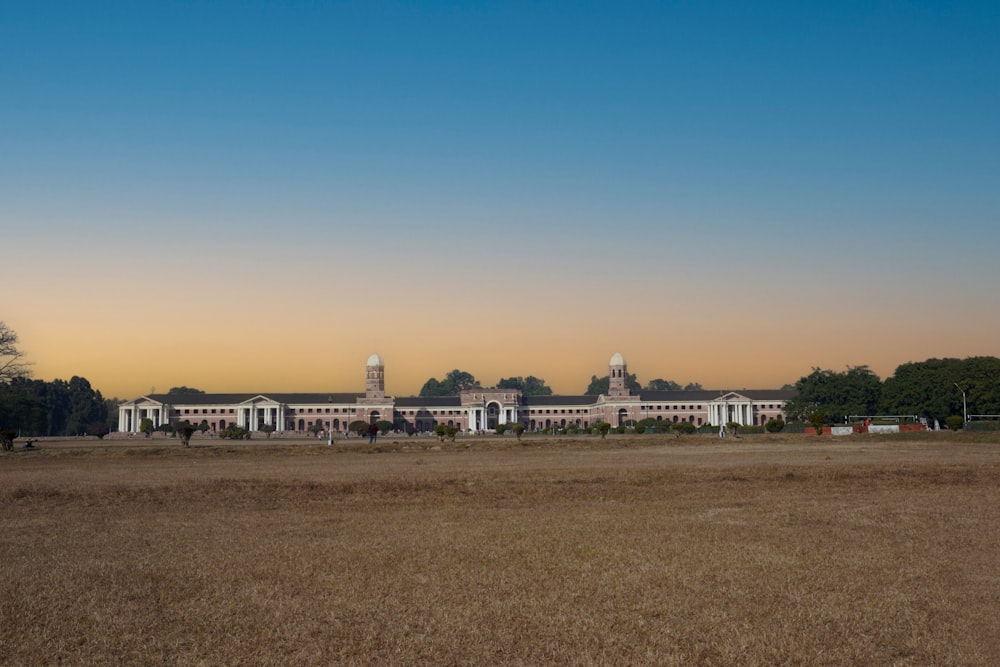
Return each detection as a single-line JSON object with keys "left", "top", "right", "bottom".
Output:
{"left": 2, "top": 433, "right": 999, "bottom": 665}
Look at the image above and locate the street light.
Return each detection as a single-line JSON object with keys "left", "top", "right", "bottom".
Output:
{"left": 954, "top": 383, "right": 967, "bottom": 424}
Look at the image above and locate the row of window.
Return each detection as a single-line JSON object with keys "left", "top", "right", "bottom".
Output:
{"left": 176, "top": 403, "right": 784, "bottom": 417}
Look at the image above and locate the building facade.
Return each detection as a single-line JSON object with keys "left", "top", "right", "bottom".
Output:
{"left": 118, "top": 353, "right": 794, "bottom": 435}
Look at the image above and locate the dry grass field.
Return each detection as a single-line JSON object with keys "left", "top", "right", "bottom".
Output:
{"left": 2, "top": 432, "right": 999, "bottom": 665}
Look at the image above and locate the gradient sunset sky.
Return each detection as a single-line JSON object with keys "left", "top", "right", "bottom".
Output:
{"left": 3, "top": 1, "right": 998, "bottom": 399}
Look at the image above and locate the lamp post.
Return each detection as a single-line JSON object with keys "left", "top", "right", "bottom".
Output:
{"left": 327, "top": 397, "right": 333, "bottom": 446}
{"left": 954, "top": 383, "right": 967, "bottom": 425}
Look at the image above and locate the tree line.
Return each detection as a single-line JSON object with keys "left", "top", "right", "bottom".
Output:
{"left": 418, "top": 369, "right": 702, "bottom": 397}
{"left": 783, "top": 358, "right": 1000, "bottom": 426}
{"left": 0, "top": 375, "right": 114, "bottom": 437}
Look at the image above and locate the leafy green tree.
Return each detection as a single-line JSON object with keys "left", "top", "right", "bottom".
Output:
{"left": 219, "top": 424, "right": 248, "bottom": 440}
{"left": 87, "top": 421, "right": 110, "bottom": 439}
{"left": 349, "top": 420, "right": 369, "bottom": 436}
{"left": 259, "top": 424, "right": 275, "bottom": 438}
{"left": 0, "top": 375, "right": 107, "bottom": 437}
{"left": 1, "top": 429, "right": 16, "bottom": 451}
{"left": 673, "top": 421, "right": 696, "bottom": 435}
{"left": 593, "top": 421, "right": 611, "bottom": 438}
{"left": 494, "top": 423, "right": 507, "bottom": 435}
{"left": 167, "top": 386, "right": 206, "bottom": 396}
{"left": 807, "top": 411, "right": 826, "bottom": 434}
{"left": 683, "top": 382, "right": 703, "bottom": 391}
{"left": 783, "top": 366, "right": 882, "bottom": 423}
{"left": 645, "top": 379, "right": 681, "bottom": 391}
{"left": 497, "top": 376, "right": 553, "bottom": 396}
{"left": 585, "top": 375, "right": 609, "bottom": 395}
{"left": 881, "top": 357, "right": 1000, "bottom": 424}
{"left": 375, "top": 420, "right": 394, "bottom": 434}
{"left": 307, "top": 421, "right": 325, "bottom": 437}
{"left": 176, "top": 421, "right": 197, "bottom": 447}
{"left": 585, "top": 374, "right": 641, "bottom": 395}
{"left": 764, "top": 418, "right": 785, "bottom": 433}
{"left": 510, "top": 423, "right": 525, "bottom": 441}
{"left": 433, "top": 423, "right": 458, "bottom": 442}
{"left": 419, "top": 370, "right": 480, "bottom": 396}
{"left": 66, "top": 376, "right": 107, "bottom": 435}
{"left": 945, "top": 415, "right": 964, "bottom": 431}
{"left": 139, "top": 417, "right": 154, "bottom": 436}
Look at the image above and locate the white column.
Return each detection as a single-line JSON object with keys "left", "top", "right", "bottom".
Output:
{"left": 277, "top": 407, "right": 285, "bottom": 431}
{"left": 499, "top": 408, "right": 507, "bottom": 425}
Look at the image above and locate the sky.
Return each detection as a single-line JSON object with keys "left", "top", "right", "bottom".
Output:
{"left": 2, "top": 0, "right": 998, "bottom": 399}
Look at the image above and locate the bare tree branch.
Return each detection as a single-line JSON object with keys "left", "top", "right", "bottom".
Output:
{"left": 0, "top": 321, "right": 31, "bottom": 382}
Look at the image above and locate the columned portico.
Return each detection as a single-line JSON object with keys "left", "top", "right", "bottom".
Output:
{"left": 709, "top": 394, "right": 754, "bottom": 426}
{"left": 118, "top": 399, "right": 169, "bottom": 432}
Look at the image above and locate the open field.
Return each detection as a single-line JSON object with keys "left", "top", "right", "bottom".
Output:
{"left": 3, "top": 433, "right": 1000, "bottom": 665}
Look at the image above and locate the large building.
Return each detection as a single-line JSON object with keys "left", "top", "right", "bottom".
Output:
{"left": 118, "top": 353, "right": 794, "bottom": 435}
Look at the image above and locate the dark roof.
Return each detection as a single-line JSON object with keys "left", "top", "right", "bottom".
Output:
{"left": 148, "top": 393, "right": 254, "bottom": 405}
{"left": 638, "top": 389, "right": 797, "bottom": 401}
{"left": 394, "top": 396, "right": 462, "bottom": 407}
{"left": 148, "top": 392, "right": 363, "bottom": 405}
{"left": 143, "top": 388, "right": 797, "bottom": 407}
{"left": 264, "top": 393, "right": 364, "bottom": 404}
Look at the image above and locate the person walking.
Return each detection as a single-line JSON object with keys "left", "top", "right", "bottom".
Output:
{"left": 368, "top": 422, "right": 379, "bottom": 444}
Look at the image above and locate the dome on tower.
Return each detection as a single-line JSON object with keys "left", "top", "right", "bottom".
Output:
{"left": 609, "top": 352, "right": 626, "bottom": 366}
{"left": 366, "top": 353, "right": 384, "bottom": 368}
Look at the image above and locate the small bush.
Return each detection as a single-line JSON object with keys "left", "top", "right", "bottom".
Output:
{"left": 764, "top": 418, "right": 785, "bottom": 433}
{"left": 219, "top": 424, "right": 249, "bottom": 440}
{"left": 945, "top": 416, "right": 964, "bottom": 431}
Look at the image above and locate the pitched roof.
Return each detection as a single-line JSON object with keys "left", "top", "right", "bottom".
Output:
{"left": 147, "top": 392, "right": 364, "bottom": 405}
{"left": 394, "top": 396, "right": 462, "bottom": 407}
{"left": 638, "top": 389, "right": 797, "bottom": 402}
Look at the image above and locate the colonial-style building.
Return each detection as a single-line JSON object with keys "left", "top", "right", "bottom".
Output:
{"left": 118, "top": 353, "right": 794, "bottom": 435}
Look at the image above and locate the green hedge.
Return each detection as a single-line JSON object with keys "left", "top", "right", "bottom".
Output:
{"left": 965, "top": 421, "right": 1000, "bottom": 432}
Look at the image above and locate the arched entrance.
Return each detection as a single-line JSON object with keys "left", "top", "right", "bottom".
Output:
{"left": 369, "top": 411, "right": 380, "bottom": 424}
{"left": 617, "top": 408, "right": 628, "bottom": 426}
{"left": 486, "top": 402, "right": 500, "bottom": 430}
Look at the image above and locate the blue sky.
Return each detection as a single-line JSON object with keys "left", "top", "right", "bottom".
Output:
{"left": 3, "top": 1, "right": 999, "bottom": 397}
